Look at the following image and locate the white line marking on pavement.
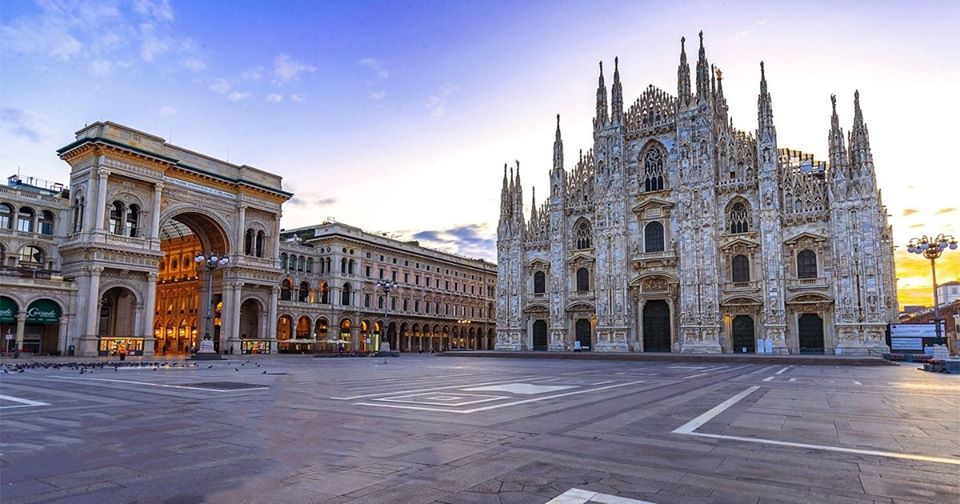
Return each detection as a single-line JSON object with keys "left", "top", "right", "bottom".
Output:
{"left": 547, "top": 488, "right": 658, "bottom": 504}
{"left": 47, "top": 376, "right": 268, "bottom": 392}
{"left": 762, "top": 376, "right": 775, "bottom": 382}
{"left": 332, "top": 377, "right": 540, "bottom": 400}
{"left": 775, "top": 366, "right": 791, "bottom": 375}
{"left": 672, "top": 386, "right": 760, "bottom": 434}
{"left": 789, "top": 378, "right": 796, "bottom": 382}
{"left": 854, "top": 381, "right": 863, "bottom": 386}
{"left": 355, "top": 380, "right": 646, "bottom": 414}
{"left": 673, "top": 386, "right": 960, "bottom": 466}
{"left": 0, "top": 394, "right": 50, "bottom": 408}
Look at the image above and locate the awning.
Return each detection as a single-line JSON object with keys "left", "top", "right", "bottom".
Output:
{"left": 26, "top": 299, "right": 60, "bottom": 324}
{"left": 0, "top": 297, "right": 16, "bottom": 322}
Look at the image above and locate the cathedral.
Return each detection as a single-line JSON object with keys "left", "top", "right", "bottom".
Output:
{"left": 495, "top": 32, "right": 898, "bottom": 355}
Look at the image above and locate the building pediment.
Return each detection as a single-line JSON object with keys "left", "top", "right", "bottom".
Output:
{"left": 784, "top": 232, "right": 828, "bottom": 247}
{"left": 565, "top": 300, "right": 596, "bottom": 312}
{"left": 527, "top": 258, "right": 550, "bottom": 271}
{"left": 719, "top": 236, "right": 760, "bottom": 252}
{"left": 523, "top": 302, "right": 550, "bottom": 313}
{"left": 721, "top": 295, "right": 763, "bottom": 306}
{"left": 631, "top": 195, "right": 674, "bottom": 216}
{"left": 567, "top": 252, "right": 595, "bottom": 266}
{"left": 787, "top": 293, "right": 834, "bottom": 304}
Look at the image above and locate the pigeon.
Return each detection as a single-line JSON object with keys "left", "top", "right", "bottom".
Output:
{"left": 208, "top": 365, "right": 214, "bottom": 369}
{"left": 234, "top": 368, "right": 239, "bottom": 372}
{"left": 262, "top": 370, "right": 267, "bottom": 374}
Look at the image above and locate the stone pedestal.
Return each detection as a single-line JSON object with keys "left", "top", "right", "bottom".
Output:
{"left": 192, "top": 339, "right": 221, "bottom": 360}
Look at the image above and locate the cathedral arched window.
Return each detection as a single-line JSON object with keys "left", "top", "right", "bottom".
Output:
{"left": 533, "top": 271, "right": 545, "bottom": 294}
{"left": 728, "top": 201, "right": 750, "bottom": 234}
{"left": 39, "top": 211, "right": 55, "bottom": 236}
{"left": 576, "top": 267, "right": 589, "bottom": 292}
{"left": 1, "top": 203, "right": 14, "bottom": 230}
{"left": 642, "top": 147, "right": 665, "bottom": 192}
{"left": 574, "top": 220, "right": 592, "bottom": 249}
{"left": 255, "top": 231, "right": 265, "bottom": 257}
{"left": 731, "top": 255, "right": 750, "bottom": 283}
{"left": 797, "top": 250, "right": 818, "bottom": 279}
{"left": 124, "top": 205, "right": 140, "bottom": 237}
{"left": 109, "top": 202, "right": 124, "bottom": 235}
{"left": 644, "top": 221, "right": 665, "bottom": 252}
{"left": 280, "top": 279, "right": 292, "bottom": 301}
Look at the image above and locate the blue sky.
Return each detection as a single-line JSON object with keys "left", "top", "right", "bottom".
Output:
{"left": 2, "top": 0, "right": 958, "bottom": 304}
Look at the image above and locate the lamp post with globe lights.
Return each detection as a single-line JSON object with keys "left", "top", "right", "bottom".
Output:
{"left": 906, "top": 234, "right": 957, "bottom": 345}
{"left": 194, "top": 252, "right": 229, "bottom": 356}
{"left": 375, "top": 279, "right": 399, "bottom": 353}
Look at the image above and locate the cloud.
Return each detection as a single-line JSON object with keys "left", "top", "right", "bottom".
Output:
{"left": 902, "top": 208, "right": 918, "bottom": 217}
{"left": 0, "top": 108, "right": 53, "bottom": 143}
{"left": 426, "top": 84, "right": 458, "bottom": 117}
{"left": 287, "top": 194, "right": 337, "bottom": 208}
{"left": 730, "top": 18, "right": 769, "bottom": 43}
{"left": 290, "top": 94, "right": 304, "bottom": 102}
{"left": 159, "top": 105, "right": 177, "bottom": 115}
{"left": 91, "top": 59, "right": 113, "bottom": 76}
{"left": 227, "top": 91, "right": 252, "bottom": 102}
{"left": 358, "top": 57, "right": 389, "bottom": 79}
{"left": 241, "top": 67, "right": 264, "bottom": 80}
{"left": 406, "top": 224, "right": 496, "bottom": 260}
{"left": 273, "top": 53, "right": 316, "bottom": 83}
{"left": 369, "top": 91, "right": 385, "bottom": 101}
{"left": 935, "top": 207, "right": 956, "bottom": 215}
{"left": 133, "top": 0, "right": 174, "bottom": 22}
{"left": 209, "top": 78, "right": 232, "bottom": 94}
{"left": 266, "top": 93, "right": 284, "bottom": 103}
{"left": 182, "top": 56, "right": 205, "bottom": 72}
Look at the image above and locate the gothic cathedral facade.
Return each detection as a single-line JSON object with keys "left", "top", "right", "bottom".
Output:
{"left": 495, "top": 33, "right": 898, "bottom": 355}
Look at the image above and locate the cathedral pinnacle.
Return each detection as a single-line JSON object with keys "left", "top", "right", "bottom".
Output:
{"left": 611, "top": 56, "right": 624, "bottom": 124}
{"left": 594, "top": 60, "right": 609, "bottom": 129}
{"left": 678, "top": 36, "right": 692, "bottom": 106}
{"left": 553, "top": 114, "right": 564, "bottom": 173}
{"left": 757, "top": 61, "right": 774, "bottom": 134}
{"left": 695, "top": 30, "right": 711, "bottom": 103}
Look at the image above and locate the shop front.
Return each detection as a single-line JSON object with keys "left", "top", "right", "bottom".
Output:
{"left": 1, "top": 296, "right": 16, "bottom": 354}
{"left": 98, "top": 337, "right": 145, "bottom": 356}
{"left": 22, "top": 299, "right": 61, "bottom": 355}
{"left": 240, "top": 338, "right": 272, "bottom": 354}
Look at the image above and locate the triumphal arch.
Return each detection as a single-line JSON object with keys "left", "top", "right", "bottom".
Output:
{"left": 57, "top": 122, "right": 290, "bottom": 356}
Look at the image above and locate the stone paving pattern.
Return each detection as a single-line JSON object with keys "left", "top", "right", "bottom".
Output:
{"left": 1, "top": 356, "right": 958, "bottom": 503}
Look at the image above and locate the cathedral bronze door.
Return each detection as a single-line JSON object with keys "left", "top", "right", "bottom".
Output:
{"left": 732, "top": 315, "right": 755, "bottom": 353}
{"left": 575, "top": 318, "right": 591, "bottom": 351}
{"left": 798, "top": 313, "right": 825, "bottom": 354}
{"left": 532, "top": 320, "right": 548, "bottom": 351}
{"left": 642, "top": 301, "right": 671, "bottom": 352}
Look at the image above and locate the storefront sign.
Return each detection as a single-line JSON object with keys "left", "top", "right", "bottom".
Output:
{"left": 891, "top": 337, "right": 922, "bottom": 350}
{"left": 0, "top": 297, "right": 16, "bottom": 322}
{"left": 26, "top": 300, "right": 60, "bottom": 323}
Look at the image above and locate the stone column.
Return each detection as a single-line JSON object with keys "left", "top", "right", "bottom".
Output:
{"left": 15, "top": 313, "right": 26, "bottom": 352}
{"left": 272, "top": 217, "right": 281, "bottom": 265}
{"left": 94, "top": 168, "right": 109, "bottom": 231}
{"left": 83, "top": 266, "right": 103, "bottom": 355}
{"left": 150, "top": 182, "right": 163, "bottom": 242}
{"left": 225, "top": 280, "right": 243, "bottom": 354}
{"left": 219, "top": 281, "right": 235, "bottom": 354}
{"left": 58, "top": 316, "right": 69, "bottom": 355}
{"left": 268, "top": 286, "right": 279, "bottom": 353}
{"left": 236, "top": 205, "right": 246, "bottom": 256}
{"left": 133, "top": 302, "right": 144, "bottom": 352}
{"left": 143, "top": 272, "right": 157, "bottom": 356}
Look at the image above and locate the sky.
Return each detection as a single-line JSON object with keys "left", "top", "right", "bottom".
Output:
{"left": 1, "top": 0, "right": 957, "bottom": 308}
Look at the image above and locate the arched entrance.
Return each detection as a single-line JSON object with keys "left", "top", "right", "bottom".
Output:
{"left": 575, "top": 318, "right": 591, "bottom": 351}
{"left": 276, "top": 315, "right": 293, "bottom": 352}
{"left": 99, "top": 286, "right": 144, "bottom": 356}
{"left": 642, "top": 301, "right": 671, "bottom": 352}
{"left": 155, "top": 211, "right": 231, "bottom": 355}
{"left": 239, "top": 298, "right": 268, "bottom": 354}
{"left": 732, "top": 315, "right": 755, "bottom": 353}
{"left": 0, "top": 296, "right": 18, "bottom": 353}
{"left": 339, "top": 318, "right": 353, "bottom": 351}
{"left": 24, "top": 299, "right": 62, "bottom": 355}
{"left": 532, "top": 320, "right": 548, "bottom": 351}
{"left": 798, "top": 313, "right": 825, "bottom": 354}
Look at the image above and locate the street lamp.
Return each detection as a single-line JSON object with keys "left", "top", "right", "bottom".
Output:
{"left": 375, "top": 279, "right": 399, "bottom": 353}
{"left": 194, "top": 252, "right": 229, "bottom": 355}
{"left": 906, "top": 233, "right": 957, "bottom": 345}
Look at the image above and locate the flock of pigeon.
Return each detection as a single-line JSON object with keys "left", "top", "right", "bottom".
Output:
{"left": 0, "top": 360, "right": 270, "bottom": 374}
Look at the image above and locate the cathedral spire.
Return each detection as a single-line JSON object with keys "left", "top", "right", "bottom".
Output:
{"left": 610, "top": 57, "right": 624, "bottom": 124}
{"left": 695, "top": 31, "right": 711, "bottom": 104}
{"left": 715, "top": 67, "right": 728, "bottom": 125}
{"left": 757, "top": 61, "right": 775, "bottom": 136}
{"left": 848, "top": 90, "right": 875, "bottom": 184}
{"left": 678, "top": 36, "right": 692, "bottom": 106}
{"left": 530, "top": 186, "right": 537, "bottom": 223}
{"left": 828, "top": 94, "right": 848, "bottom": 185}
{"left": 553, "top": 114, "right": 564, "bottom": 173}
{"left": 594, "top": 61, "right": 609, "bottom": 129}
{"left": 500, "top": 163, "right": 509, "bottom": 216}
{"left": 513, "top": 160, "right": 523, "bottom": 219}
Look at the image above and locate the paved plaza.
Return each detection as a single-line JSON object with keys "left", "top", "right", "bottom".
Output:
{"left": 1, "top": 355, "right": 958, "bottom": 504}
